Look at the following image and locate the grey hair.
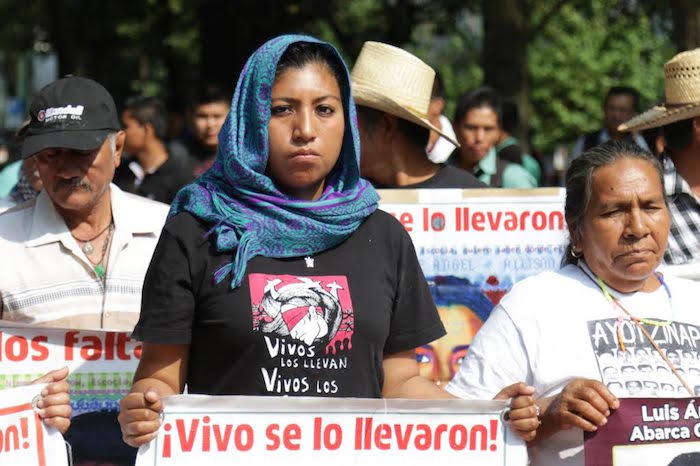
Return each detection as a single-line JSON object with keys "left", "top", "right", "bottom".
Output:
{"left": 562, "top": 140, "right": 665, "bottom": 266}
{"left": 107, "top": 132, "right": 118, "bottom": 155}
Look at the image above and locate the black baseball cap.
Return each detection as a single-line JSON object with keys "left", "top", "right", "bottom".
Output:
{"left": 22, "top": 76, "right": 121, "bottom": 159}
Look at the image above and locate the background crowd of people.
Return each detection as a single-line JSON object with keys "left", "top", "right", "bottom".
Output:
{"left": 0, "top": 56, "right": 672, "bottom": 201}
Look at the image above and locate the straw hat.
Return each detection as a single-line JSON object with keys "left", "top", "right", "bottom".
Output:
{"left": 351, "top": 41, "right": 459, "bottom": 147}
{"left": 619, "top": 48, "right": 700, "bottom": 132}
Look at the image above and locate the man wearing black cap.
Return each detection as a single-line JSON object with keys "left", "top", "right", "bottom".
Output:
{"left": 0, "top": 75, "right": 168, "bottom": 328}
{"left": 0, "top": 76, "right": 168, "bottom": 463}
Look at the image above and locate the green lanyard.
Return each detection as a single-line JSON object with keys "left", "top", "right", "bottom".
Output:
{"left": 596, "top": 273, "right": 673, "bottom": 328}
{"left": 584, "top": 266, "right": 692, "bottom": 395}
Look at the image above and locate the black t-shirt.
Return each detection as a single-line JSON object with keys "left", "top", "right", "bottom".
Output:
{"left": 114, "top": 155, "right": 194, "bottom": 204}
{"left": 374, "top": 165, "right": 485, "bottom": 189}
{"left": 182, "top": 138, "right": 217, "bottom": 176}
{"left": 133, "top": 210, "right": 445, "bottom": 398}
{"left": 404, "top": 165, "right": 485, "bottom": 189}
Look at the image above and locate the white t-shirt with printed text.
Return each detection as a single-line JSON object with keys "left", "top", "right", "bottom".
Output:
{"left": 447, "top": 263, "right": 700, "bottom": 466}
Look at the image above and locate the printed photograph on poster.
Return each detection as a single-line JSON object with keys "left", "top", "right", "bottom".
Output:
{"left": 418, "top": 276, "right": 493, "bottom": 382}
{"left": 378, "top": 188, "right": 567, "bottom": 384}
{"left": 584, "top": 398, "right": 700, "bottom": 466}
{"left": 613, "top": 441, "right": 700, "bottom": 465}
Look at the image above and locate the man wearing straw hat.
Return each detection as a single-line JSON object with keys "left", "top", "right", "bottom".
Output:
{"left": 351, "top": 41, "right": 483, "bottom": 189}
{"left": 619, "top": 48, "right": 700, "bottom": 270}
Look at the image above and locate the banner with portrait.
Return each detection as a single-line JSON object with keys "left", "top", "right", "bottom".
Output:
{"left": 0, "top": 383, "right": 68, "bottom": 466}
{"left": 0, "top": 326, "right": 141, "bottom": 416}
{"left": 135, "top": 395, "right": 526, "bottom": 465}
{"left": 378, "top": 188, "right": 567, "bottom": 383}
{"left": 584, "top": 397, "right": 700, "bottom": 466}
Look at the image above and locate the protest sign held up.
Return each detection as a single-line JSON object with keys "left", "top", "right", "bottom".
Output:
{"left": 135, "top": 396, "right": 527, "bottom": 466}
{"left": 379, "top": 189, "right": 567, "bottom": 383}
{"left": 585, "top": 397, "right": 700, "bottom": 466}
{"left": 0, "top": 326, "right": 141, "bottom": 416}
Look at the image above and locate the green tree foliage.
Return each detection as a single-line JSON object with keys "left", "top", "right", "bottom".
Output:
{"left": 304, "top": 1, "right": 482, "bottom": 118}
{"left": 528, "top": 1, "right": 675, "bottom": 153}
{"left": 0, "top": 0, "right": 686, "bottom": 159}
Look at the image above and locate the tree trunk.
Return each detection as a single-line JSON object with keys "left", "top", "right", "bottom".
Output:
{"left": 670, "top": 0, "right": 700, "bottom": 51}
{"left": 482, "top": 0, "right": 531, "bottom": 150}
{"left": 45, "top": 0, "right": 80, "bottom": 76}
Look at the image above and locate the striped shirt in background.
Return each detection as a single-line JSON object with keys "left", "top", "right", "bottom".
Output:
{"left": 663, "top": 154, "right": 700, "bottom": 266}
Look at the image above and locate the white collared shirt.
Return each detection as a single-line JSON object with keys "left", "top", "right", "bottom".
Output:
{"left": 0, "top": 184, "right": 169, "bottom": 331}
{"left": 426, "top": 114, "right": 457, "bottom": 164}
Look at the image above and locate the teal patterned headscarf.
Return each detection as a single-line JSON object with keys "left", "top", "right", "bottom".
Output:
{"left": 170, "top": 34, "right": 379, "bottom": 288}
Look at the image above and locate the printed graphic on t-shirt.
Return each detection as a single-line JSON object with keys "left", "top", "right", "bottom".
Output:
{"left": 588, "top": 318, "right": 700, "bottom": 397}
{"left": 249, "top": 274, "right": 354, "bottom": 395}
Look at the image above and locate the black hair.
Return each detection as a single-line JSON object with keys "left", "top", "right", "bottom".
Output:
{"left": 192, "top": 83, "right": 231, "bottom": 109}
{"left": 123, "top": 96, "right": 168, "bottom": 141}
{"left": 668, "top": 453, "right": 700, "bottom": 466}
{"left": 453, "top": 86, "right": 502, "bottom": 126}
{"left": 663, "top": 117, "right": 695, "bottom": 152}
{"left": 500, "top": 99, "right": 519, "bottom": 134}
{"left": 562, "top": 140, "right": 664, "bottom": 266}
{"left": 431, "top": 72, "right": 444, "bottom": 100}
{"left": 275, "top": 41, "right": 348, "bottom": 103}
{"left": 397, "top": 119, "right": 430, "bottom": 148}
{"left": 356, "top": 106, "right": 381, "bottom": 132}
{"left": 605, "top": 86, "right": 640, "bottom": 112}
{"left": 356, "top": 105, "right": 430, "bottom": 149}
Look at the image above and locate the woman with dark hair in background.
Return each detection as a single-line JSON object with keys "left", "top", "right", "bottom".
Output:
{"left": 118, "top": 34, "right": 538, "bottom": 448}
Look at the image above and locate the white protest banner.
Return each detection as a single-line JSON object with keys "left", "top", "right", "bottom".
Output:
{"left": 0, "top": 383, "right": 68, "bottom": 466}
{"left": 378, "top": 188, "right": 567, "bottom": 383}
{"left": 0, "top": 326, "right": 141, "bottom": 416}
{"left": 135, "top": 395, "right": 526, "bottom": 466}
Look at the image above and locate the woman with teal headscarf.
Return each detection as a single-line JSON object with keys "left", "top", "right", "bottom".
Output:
{"left": 118, "top": 34, "right": 538, "bottom": 448}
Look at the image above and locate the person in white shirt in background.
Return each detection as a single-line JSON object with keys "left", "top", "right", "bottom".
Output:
{"left": 426, "top": 73, "right": 457, "bottom": 164}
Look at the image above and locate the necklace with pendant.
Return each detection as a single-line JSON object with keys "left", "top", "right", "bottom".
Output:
{"left": 90, "top": 223, "right": 114, "bottom": 280}
{"left": 73, "top": 222, "right": 112, "bottom": 255}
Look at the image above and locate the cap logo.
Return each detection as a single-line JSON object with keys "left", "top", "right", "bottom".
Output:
{"left": 38, "top": 105, "right": 85, "bottom": 123}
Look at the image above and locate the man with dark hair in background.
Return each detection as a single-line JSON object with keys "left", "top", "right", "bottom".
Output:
{"left": 619, "top": 48, "right": 700, "bottom": 270}
{"left": 449, "top": 87, "right": 536, "bottom": 188}
{"left": 114, "top": 96, "right": 193, "bottom": 204}
{"left": 187, "top": 83, "right": 231, "bottom": 176}
{"left": 495, "top": 99, "right": 541, "bottom": 184}
{"left": 571, "top": 86, "right": 649, "bottom": 158}
{"left": 351, "top": 41, "right": 483, "bottom": 189}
